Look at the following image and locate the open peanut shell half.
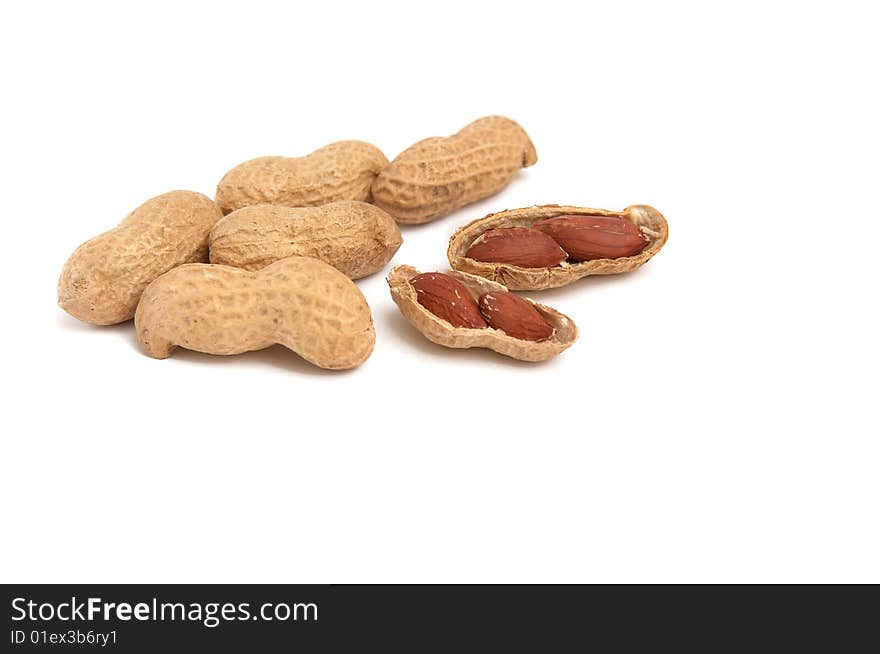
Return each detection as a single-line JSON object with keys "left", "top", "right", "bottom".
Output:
{"left": 447, "top": 204, "right": 668, "bottom": 290}
{"left": 387, "top": 265, "right": 578, "bottom": 362}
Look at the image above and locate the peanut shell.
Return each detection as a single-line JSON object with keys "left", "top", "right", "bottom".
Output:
{"left": 135, "top": 257, "right": 375, "bottom": 370}
{"left": 447, "top": 204, "right": 668, "bottom": 290}
{"left": 371, "top": 116, "right": 537, "bottom": 225}
{"left": 387, "top": 265, "right": 577, "bottom": 362}
{"left": 215, "top": 141, "right": 389, "bottom": 215}
{"left": 208, "top": 201, "right": 402, "bottom": 278}
{"left": 58, "top": 190, "right": 222, "bottom": 325}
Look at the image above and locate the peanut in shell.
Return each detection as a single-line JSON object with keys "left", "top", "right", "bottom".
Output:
{"left": 208, "top": 201, "right": 402, "bottom": 279}
{"left": 371, "top": 116, "right": 537, "bottom": 225}
{"left": 478, "top": 291, "right": 555, "bottom": 342}
{"left": 135, "top": 257, "right": 375, "bottom": 370}
{"left": 447, "top": 204, "right": 668, "bottom": 291}
{"left": 409, "top": 272, "right": 487, "bottom": 329}
{"left": 58, "top": 190, "right": 222, "bottom": 325}
{"left": 387, "top": 265, "right": 577, "bottom": 362}
{"left": 465, "top": 226, "right": 568, "bottom": 268}
{"left": 215, "top": 140, "right": 389, "bottom": 215}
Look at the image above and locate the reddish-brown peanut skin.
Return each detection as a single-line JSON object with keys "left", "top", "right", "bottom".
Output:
{"left": 448, "top": 204, "right": 668, "bottom": 290}
{"left": 465, "top": 227, "right": 568, "bottom": 268}
{"left": 389, "top": 265, "right": 578, "bottom": 361}
{"left": 534, "top": 215, "right": 648, "bottom": 261}
{"left": 478, "top": 291, "right": 555, "bottom": 342}
{"left": 409, "top": 273, "right": 487, "bottom": 329}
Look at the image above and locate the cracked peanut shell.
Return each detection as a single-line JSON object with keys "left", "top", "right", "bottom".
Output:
{"left": 387, "top": 265, "right": 576, "bottom": 362}
{"left": 208, "top": 201, "right": 402, "bottom": 279}
{"left": 447, "top": 204, "right": 668, "bottom": 290}
{"left": 58, "top": 190, "right": 222, "bottom": 325}
{"left": 135, "top": 257, "right": 375, "bottom": 370}
{"left": 371, "top": 116, "right": 537, "bottom": 224}
{"left": 215, "top": 140, "right": 389, "bottom": 215}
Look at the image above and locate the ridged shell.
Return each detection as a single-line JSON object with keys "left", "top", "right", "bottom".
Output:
{"left": 58, "top": 190, "right": 222, "bottom": 325}
{"left": 371, "top": 116, "right": 537, "bottom": 224}
{"left": 208, "top": 201, "right": 402, "bottom": 279}
{"left": 215, "top": 140, "right": 389, "bottom": 214}
{"left": 135, "top": 257, "right": 375, "bottom": 370}
{"left": 448, "top": 205, "right": 668, "bottom": 290}
{"left": 388, "top": 265, "right": 577, "bottom": 362}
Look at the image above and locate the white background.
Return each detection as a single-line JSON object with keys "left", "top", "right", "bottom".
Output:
{"left": 1, "top": 1, "right": 877, "bottom": 583}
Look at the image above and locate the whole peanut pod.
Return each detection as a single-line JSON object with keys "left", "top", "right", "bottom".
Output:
{"left": 371, "top": 116, "right": 537, "bottom": 224}
{"left": 215, "top": 141, "right": 389, "bottom": 215}
{"left": 135, "top": 257, "right": 375, "bottom": 370}
{"left": 58, "top": 190, "right": 222, "bottom": 325}
{"left": 208, "top": 201, "right": 402, "bottom": 278}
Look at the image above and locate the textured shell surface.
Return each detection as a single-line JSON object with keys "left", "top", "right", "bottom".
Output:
{"left": 208, "top": 201, "right": 402, "bottom": 278}
{"left": 371, "top": 116, "right": 537, "bottom": 224}
{"left": 447, "top": 205, "right": 669, "bottom": 291}
{"left": 135, "top": 257, "right": 375, "bottom": 370}
{"left": 57, "top": 190, "right": 222, "bottom": 325}
{"left": 215, "top": 141, "right": 389, "bottom": 215}
{"left": 387, "top": 265, "right": 576, "bottom": 362}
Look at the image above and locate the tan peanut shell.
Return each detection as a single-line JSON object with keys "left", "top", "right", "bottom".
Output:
{"left": 135, "top": 257, "right": 375, "bottom": 370}
{"left": 58, "top": 190, "right": 222, "bottom": 325}
{"left": 447, "top": 204, "right": 668, "bottom": 290}
{"left": 388, "top": 265, "right": 577, "bottom": 362}
{"left": 371, "top": 116, "right": 537, "bottom": 225}
{"left": 208, "top": 201, "right": 402, "bottom": 279}
{"left": 215, "top": 141, "right": 388, "bottom": 215}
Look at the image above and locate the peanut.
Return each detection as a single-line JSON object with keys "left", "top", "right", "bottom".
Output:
{"left": 409, "top": 273, "right": 487, "bottom": 329}
{"left": 448, "top": 204, "right": 668, "bottom": 290}
{"left": 534, "top": 215, "right": 648, "bottom": 261}
{"left": 478, "top": 291, "right": 554, "bottom": 342}
{"left": 464, "top": 227, "right": 568, "bottom": 268}
{"left": 208, "top": 201, "right": 402, "bottom": 279}
{"left": 387, "top": 265, "right": 576, "bottom": 362}
{"left": 371, "top": 116, "right": 537, "bottom": 224}
{"left": 58, "top": 190, "right": 222, "bottom": 325}
{"left": 215, "top": 141, "right": 389, "bottom": 215}
{"left": 135, "top": 257, "right": 375, "bottom": 370}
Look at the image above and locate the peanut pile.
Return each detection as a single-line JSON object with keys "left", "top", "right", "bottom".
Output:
{"left": 58, "top": 115, "right": 667, "bottom": 367}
